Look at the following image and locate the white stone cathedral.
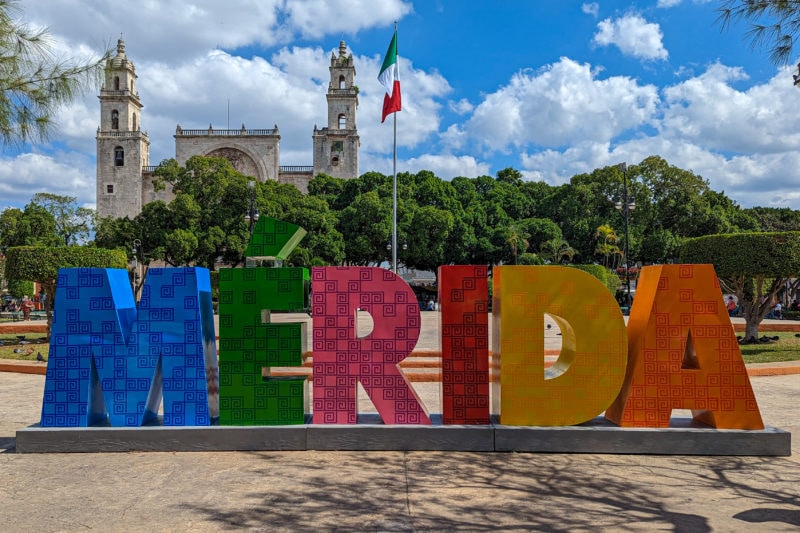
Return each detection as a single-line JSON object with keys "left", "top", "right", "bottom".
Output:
{"left": 96, "top": 38, "right": 360, "bottom": 220}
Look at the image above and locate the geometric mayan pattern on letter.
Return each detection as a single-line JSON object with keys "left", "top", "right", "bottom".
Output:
{"left": 605, "top": 264, "right": 764, "bottom": 429}
{"left": 311, "top": 267, "right": 430, "bottom": 425}
{"left": 217, "top": 266, "right": 309, "bottom": 426}
{"left": 136, "top": 267, "right": 217, "bottom": 426}
{"left": 493, "top": 266, "right": 628, "bottom": 426}
{"left": 438, "top": 265, "right": 489, "bottom": 425}
{"left": 41, "top": 267, "right": 215, "bottom": 427}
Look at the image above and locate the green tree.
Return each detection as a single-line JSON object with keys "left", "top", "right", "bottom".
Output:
{"left": 638, "top": 228, "right": 682, "bottom": 264}
{"left": 0, "top": 1, "right": 111, "bottom": 146}
{"left": 450, "top": 176, "right": 498, "bottom": 265}
{"left": 0, "top": 203, "right": 57, "bottom": 252}
{"left": 4, "top": 245, "right": 126, "bottom": 337}
{"left": 680, "top": 232, "right": 800, "bottom": 341}
{"left": 594, "top": 224, "right": 621, "bottom": 268}
{"left": 104, "top": 156, "right": 276, "bottom": 269}
{"left": 307, "top": 173, "right": 346, "bottom": 207}
{"left": 29, "top": 193, "right": 94, "bottom": 245}
{"left": 165, "top": 228, "right": 198, "bottom": 266}
{"left": 540, "top": 238, "right": 576, "bottom": 265}
{"left": 718, "top": 0, "right": 800, "bottom": 65}
{"left": 506, "top": 223, "right": 529, "bottom": 265}
{"left": 404, "top": 205, "right": 455, "bottom": 274}
{"left": 338, "top": 191, "right": 391, "bottom": 266}
{"left": 745, "top": 206, "right": 800, "bottom": 231}
{"left": 284, "top": 194, "right": 345, "bottom": 266}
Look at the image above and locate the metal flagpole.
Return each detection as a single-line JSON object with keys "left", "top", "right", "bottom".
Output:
{"left": 392, "top": 109, "right": 397, "bottom": 273}
{"left": 392, "top": 23, "right": 398, "bottom": 274}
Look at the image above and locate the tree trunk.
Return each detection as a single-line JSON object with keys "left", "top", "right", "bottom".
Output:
{"left": 741, "top": 297, "right": 767, "bottom": 343}
{"left": 743, "top": 319, "right": 759, "bottom": 343}
{"left": 43, "top": 280, "right": 56, "bottom": 341}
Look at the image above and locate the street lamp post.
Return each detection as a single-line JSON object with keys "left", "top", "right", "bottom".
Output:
{"left": 386, "top": 241, "right": 407, "bottom": 271}
{"left": 243, "top": 180, "right": 259, "bottom": 266}
{"left": 614, "top": 163, "right": 636, "bottom": 308}
{"left": 243, "top": 180, "right": 259, "bottom": 234}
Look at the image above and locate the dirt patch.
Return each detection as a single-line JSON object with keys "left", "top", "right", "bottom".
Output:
{"left": 0, "top": 324, "right": 47, "bottom": 334}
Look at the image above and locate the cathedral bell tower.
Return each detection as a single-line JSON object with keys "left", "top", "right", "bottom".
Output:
{"left": 312, "top": 40, "right": 359, "bottom": 179}
{"left": 96, "top": 38, "right": 150, "bottom": 220}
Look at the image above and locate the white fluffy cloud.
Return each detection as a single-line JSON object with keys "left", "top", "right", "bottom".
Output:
{"left": 511, "top": 62, "right": 800, "bottom": 209}
{"left": 582, "top": 3, "right": 599, "bottom": 17}
{"left": 282, "top": 1, "right": 413, "bottom": 39}
{"left": 401, "top": 154, "right": 490, "bottom": 180}
{"left": 5, "top": 0, "right": 415, "bottom": 208}
{"left": 593, "top": 15, "right": 669, "bottom": 60}
{"left": 660, "top": 63, "right": 800, "bottom": 154}
{"left": 463, "top": 58, "right": 659, "bottom": 151}
{"left": 25, "top": 0, "right": 412, "bottom": 64}
{"left": 6, "top": 0, "right": 800, "bottom": 214}
{"left": 0, "top": 153, "right": 95, "bottom": 210}
{"left": 657, "top": 0, "right": 711, "bottom": 7}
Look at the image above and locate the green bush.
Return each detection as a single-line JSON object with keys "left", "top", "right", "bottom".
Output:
{"left": 568, "top": 264, "right": 620, "bottom": 294}
{"left": 518, "top": 253, "right": 543, "bottom": 265}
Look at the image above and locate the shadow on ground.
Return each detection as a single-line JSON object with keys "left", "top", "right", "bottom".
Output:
{"left": 177, "top": 451, "right": 800, "bottom": 531}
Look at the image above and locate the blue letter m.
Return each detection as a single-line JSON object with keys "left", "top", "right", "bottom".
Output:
{"left": 40, "top": 267, "right": 218, "bottom": 427}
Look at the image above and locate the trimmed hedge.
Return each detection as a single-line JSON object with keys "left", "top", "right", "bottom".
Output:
{"left": 5, "top": 246, "right": 128, "bottom": 282}
{"left": 679, "top": 232, "right": 800, "bottom": 277}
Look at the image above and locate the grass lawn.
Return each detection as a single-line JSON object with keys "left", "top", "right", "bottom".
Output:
{"left": 0, "top": 333, "right": 49, "bottom": 361}
{"left": 1, "top": 330, "right": 799, "bottom": 365}
{"left": 738, "top": 332, "right": 800, "bottom": 364}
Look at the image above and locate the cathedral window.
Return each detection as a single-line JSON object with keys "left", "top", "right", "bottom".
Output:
{"left": 106, "top": 184, "right": 115, "bottom": 194}
{"left": 132, "top": 113, "right": 137, "bottom": 131}
{"left": 114, "top": 76, "right": 120, "bottom": 91}
{"left": 331, "top": 156, "right": 339, "bottom": 166}
{"left": 111, "top": 110, "right": 119, "bottom": 130}
{"left": 339, "top": 75, "right": 346, "bottom": 89}
{"left": 338, "top": 114, "right": 346, "bottom": 129}
{"left": 114, "top": 146, "right": 124, "bottom": 166}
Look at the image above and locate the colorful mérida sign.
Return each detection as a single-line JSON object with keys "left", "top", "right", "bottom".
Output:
{"left": 39, "top": 218, "right": 763, "bottom": 431}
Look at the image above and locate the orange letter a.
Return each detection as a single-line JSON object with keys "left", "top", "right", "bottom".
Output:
{"left": 605, "top": 264, "right": 764, "bottom": 429}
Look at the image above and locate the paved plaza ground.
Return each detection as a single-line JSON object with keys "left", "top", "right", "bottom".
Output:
{"left": 0, "top": 313, "right": 798, "bottom": 531}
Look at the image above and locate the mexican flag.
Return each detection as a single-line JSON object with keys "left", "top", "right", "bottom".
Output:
{"left": 378, "top": 31, "right": 401, "bottom": 123}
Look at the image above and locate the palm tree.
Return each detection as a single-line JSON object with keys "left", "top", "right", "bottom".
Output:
{"left": 594, "top": 224, "right": 620, "bottom": 268}
{"left": 539, "top": 238, "right": 576, "bottom": 265}
{"left": 506, "top": 224, "right": 530, "bottom": 265}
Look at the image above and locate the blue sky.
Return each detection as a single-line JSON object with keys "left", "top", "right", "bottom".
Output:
{"left": 3, "top": 0, "right": 800, "bottom": 212}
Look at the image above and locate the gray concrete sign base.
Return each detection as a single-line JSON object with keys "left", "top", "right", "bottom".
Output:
{"left": 16, "top": 416, "right": 791, "bottom": 455}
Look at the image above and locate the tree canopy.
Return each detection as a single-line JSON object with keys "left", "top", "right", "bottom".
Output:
{"left": 85, "top": 154, "right": 783, "bottom": 279}
{"left": 0, "top": 152, "right": 786, "bottom": 311}
{"left": 96, "top": 156, "right": 345, "bottom": 270}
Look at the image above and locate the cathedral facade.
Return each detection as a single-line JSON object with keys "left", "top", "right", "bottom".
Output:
{"left": 96, "top": 39, "right": 360, "bottom": 220}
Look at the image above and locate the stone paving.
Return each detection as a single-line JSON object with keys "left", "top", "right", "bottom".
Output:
{"left": 0, "top": 313, "right": 798, "bottom": 531}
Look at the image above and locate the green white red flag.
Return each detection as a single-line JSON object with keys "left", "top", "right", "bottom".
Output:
{"left": 378, "top": 31, "right": 401, "bottom": 123}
